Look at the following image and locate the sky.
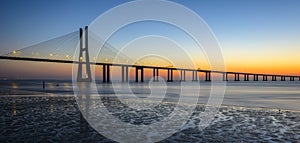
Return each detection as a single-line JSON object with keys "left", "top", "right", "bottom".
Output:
{"left": 0, "top": 0, "right": 300, "bottom": 79}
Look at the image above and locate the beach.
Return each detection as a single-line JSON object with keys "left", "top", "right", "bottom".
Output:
{"left": 0, "top": 80, "right": 300, "bottom": 142}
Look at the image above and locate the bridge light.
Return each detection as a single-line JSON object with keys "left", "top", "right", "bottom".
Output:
{"left": 66, "top": 55, "right": 69, "bottom": 58}
{"left": 13, "top": 50, "right": 16, "bottom": 54}
{"left": 50, "top": 53, "right": 53, "bottom": 57}
{"left": 80, "top": 56, "right": 83, "bottom": 61}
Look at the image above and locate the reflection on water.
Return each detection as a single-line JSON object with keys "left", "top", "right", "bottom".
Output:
{"left": 0, "top": 96, "right": 112, "bottom": 142}
{"left": 12, "top": 83, "right": 18, "bottom": 89}
{"left": 50, "top": 104, "right": 53, "bottom": 113}
{"left": 13, "top": 104, "right": 16, "bottom": 116}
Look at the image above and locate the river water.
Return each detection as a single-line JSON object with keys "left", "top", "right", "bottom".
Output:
{"left": 1, "top": 80, "right": 299, "bottom": 111}
{"left": 0, "top": 80, "right": 300, "bottom": 142}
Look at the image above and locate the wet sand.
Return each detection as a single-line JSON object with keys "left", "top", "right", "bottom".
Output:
{"left": 0, "top": 96, "right": 299, "bottom": 142}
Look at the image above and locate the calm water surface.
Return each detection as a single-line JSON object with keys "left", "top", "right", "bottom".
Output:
{"left": 0, "top": 80, "right": 299, "bottom": 110}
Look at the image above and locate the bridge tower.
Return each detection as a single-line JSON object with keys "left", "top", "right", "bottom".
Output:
{"left": 77, "top": 26, "right": 92, "bottom": 82}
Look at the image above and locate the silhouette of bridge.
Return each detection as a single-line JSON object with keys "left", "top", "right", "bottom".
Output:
{"left": 0, "top": 26, "right": 299, "bottom": 82}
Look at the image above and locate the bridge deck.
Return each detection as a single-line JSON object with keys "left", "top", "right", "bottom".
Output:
{"left": 0, "top": 56, "right": 299, "bottom": 78}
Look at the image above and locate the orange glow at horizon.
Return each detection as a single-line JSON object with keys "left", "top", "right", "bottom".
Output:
{"left": 224, "top": 56, "right": 300, "bottom": 75}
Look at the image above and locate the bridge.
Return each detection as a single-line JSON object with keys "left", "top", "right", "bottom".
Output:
{"left": 0, "top": 26, "right": 299, "bottom": 83}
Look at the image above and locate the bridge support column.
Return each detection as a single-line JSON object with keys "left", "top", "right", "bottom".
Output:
{"left": 244, "top": 74, "right": 249, "bottom": 81}
{"left": 181, "top": 70, "right": 186, "bottom": 82}
{"left": 180, "top": 70, "right": 183, "bottom": 81}
{"left": 290, "top": 76, "right": 294, "bottom": 81}
{"left": 272, "top": 76, "right": 276, "bottom": 81}
{"left": 167, "top": 69, "right": 173, "bottom": 82}
{"left": 107, "top": 65, "right": 110, "bottom": 82}
{"left": 223, "top": 73, "right": 228, "bottom": 81}
{"left": 192, "top": 71, "right": 194, "bottom": 81}
{"left": 184, "top": 70, "right": 186, "bottom": 81}
{"left": 253, "top": 75, "right": 258, "bottom": 81}
{"left": 171, "top": 69, "right": 173, "bottom": 82}
{"left": 156, "top": 68, "right": 159, "bottom": 81}
{"left": 153, "top": 68, "right": 159, "bottom": 81}
{"left": 102, "top": 65, "right": 110, "bottom": 83}
{"left": 103, "top": 65, "right": 106, "bottom": 83}
{"left": 122, "top": 66, "right": 125, "bottom": 82}
{"left": 234, "top": 73, "right": 240, "bottom": 81}
{"left": 122, "top": 66, "right": 129, "bottom": 82}
{"left": 205, "top": 71, "right": 211, "bottom": 81}
{"left": 263, "top": 75, "right": 268, "bottom": 81}
{"left": 135, "top": 67, "right": 144, "bottom": 83}
{"left": 192, "top": 71, "right": 198, "bottom": 81}
{"left": 77, "top": 26, "right": 92, "bottom": 82}
{"left": 135, "top": 67, "right": 138, "bottom": 82}
{"left": 281, "top": 76, "right": 285, "bottom": 81}
{"left": 125, "top": 66, "right": 128, "bottom": 82}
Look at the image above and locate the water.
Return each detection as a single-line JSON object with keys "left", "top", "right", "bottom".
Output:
{"left": 0, "top": 80, "right": 299, "bottom": 142}
{"left": 1, "top": 80, "right": 299, "bottom": 110}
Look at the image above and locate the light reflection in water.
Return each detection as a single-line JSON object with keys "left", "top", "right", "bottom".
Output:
{"left": 13, "top": 104, "right": 17, "bottom": 116}
{"left": 12, "top": 83, "right": 18, "bottom": 89}
{"left": 93, "top": 100, "right": 96, "bottom": 109}
{"left": 67, "top": 97, "right": 70, "bottom": 111}
{"left": 50, "top": 104, "right": 53, "bottom": 113}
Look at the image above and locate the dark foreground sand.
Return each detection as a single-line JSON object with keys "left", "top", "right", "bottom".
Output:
{"left": 0, "top": 96, "right": 299, "bottom": 143}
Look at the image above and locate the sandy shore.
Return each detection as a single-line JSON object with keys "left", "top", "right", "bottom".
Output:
{"left": 0, "top": 96, "right": 299, "bottom": 142}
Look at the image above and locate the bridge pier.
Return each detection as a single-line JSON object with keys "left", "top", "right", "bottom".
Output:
{"left": 223, "top": 73, "right": 228, "bottom": 81}
{"left": 184, "top": 70, "right": 186, "bottom": 81}
{"left": 180, "top": 70, "right": 186, "bottom": 82}
{"left": 290, "top": 76, "right": 295, "bottom": 81}
{"left": 244, "top": 74, "right": 249, "bottom": 81}
{"left": 263, "top": 75, "right": 268, "bottom": 81}
{"left": 253, "top": 75, "right": 259, "bottom": 81}
{"left": 180, "top": 70, "right": 183, "bottom": 81}
{"left": 135, "top": 67, "right": 144, "bottom": 82}
{"left": 153, "top": 68, "right": 159, "bottom": 81}
{"left": 167, "top": 69, "right": 173, "bottom": 82}
{"left": 281, "top": 76, "right": 286, "bottom": 81}
{"left": 205, "top": 71, "right": 211, "bottom": 81}
{"left": 121, "top": 66, "right": 129, "bottom": 82}
{"left": 272, "top": 76, "right": 276, "bottom": 81}
{"left": 234, "top": 73, "right": 240, "bottom": 81}
{"left": 192, "top": 71, "right": 198, "bottom": 81}
{"left": 102, "top": 65, "right": 110, "bottom": 83}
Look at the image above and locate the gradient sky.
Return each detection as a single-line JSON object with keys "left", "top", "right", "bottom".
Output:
{"left": 0, "top": 0, "right": 300, "bottom": 79}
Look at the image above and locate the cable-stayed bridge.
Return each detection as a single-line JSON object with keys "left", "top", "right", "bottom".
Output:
{"left": 0, "top": 26, "right": 299, "bottom": 82}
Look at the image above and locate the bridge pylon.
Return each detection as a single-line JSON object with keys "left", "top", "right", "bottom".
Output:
{"left": 77, "top": 26, "right": 92, "bottom": 82}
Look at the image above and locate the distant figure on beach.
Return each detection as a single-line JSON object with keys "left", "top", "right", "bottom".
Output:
{"left": 56, "top": 83, "right": 59, "bottom": 87}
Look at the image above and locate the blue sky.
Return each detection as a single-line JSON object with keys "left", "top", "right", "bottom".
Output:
{"left": 1, "top": 0, "right": 299, "bottom": 51}
{"left": 0, "top": 0, "right": 300, "bottom": 77}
